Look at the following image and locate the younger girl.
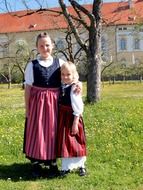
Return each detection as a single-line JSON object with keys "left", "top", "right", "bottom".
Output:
{"left": 57, "top": 61, "right": 87, "bottom": 177}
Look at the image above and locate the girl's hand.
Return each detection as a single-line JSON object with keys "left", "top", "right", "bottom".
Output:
{"left": 72, "top": 81, "right": 82, "bottom": 95}
{"left": 71, "top": 124, "right": 79, "bottom": 136}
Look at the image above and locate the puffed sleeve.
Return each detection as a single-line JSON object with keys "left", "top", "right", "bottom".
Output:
{"left": 70, "top": 86, "right": 84, "bottom": 116}
{"left": 24, "top": 62, "right": 34, "bottom": 85}
{"left": 59, "top": 58, "right": 65, "bottom": 67}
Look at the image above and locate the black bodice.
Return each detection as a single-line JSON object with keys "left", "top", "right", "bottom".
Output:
{"left": 59, "top": 85, "right": 72, "bottom": 106}
{"left": 32, "top": 58, "right": 61, "bottom": 88}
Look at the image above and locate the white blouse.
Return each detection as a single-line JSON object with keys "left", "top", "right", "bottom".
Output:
{"left": 62, "top": 84, "right": 84, "bottom": 116}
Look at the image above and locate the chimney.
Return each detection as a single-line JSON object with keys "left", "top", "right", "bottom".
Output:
{"left": 128, "top": 0, "right": 135, "bottom": 8}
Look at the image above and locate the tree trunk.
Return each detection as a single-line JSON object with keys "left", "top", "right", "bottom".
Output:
{"left": 8, "top": 66, "right": 11, "bottom": 89}
{"left": 87, "top": 55, "right": 101, "bottom": 102}
{"left": 58, "top": 0, "right": 102, "bottom": 103}
{"left": 139, "top": 75, "right": 142, "bottom": 83}
{"left": 8, "top": 81, "right": 11, "bottom": 89}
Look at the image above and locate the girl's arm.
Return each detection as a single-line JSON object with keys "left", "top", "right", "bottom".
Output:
{"left": 25, "top": 84, "right": 31, "bottom": 118}
{"left": 70, "top": 86, "right": 84, "bottom": 135}
{"left": 24, "top": 62, "right": 33, "bottom": 118}
{"left": 71, "top": 115, "right": 80, "bottom": 135}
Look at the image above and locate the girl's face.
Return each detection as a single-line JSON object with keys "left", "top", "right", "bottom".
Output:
{"left": 61, "top": 68, "right": 74, "bottom": 85}
{"left": 37, "top": 37, "right": 53, "bottom": 59}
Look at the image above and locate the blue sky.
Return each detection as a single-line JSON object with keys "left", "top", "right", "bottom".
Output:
{"left": 45, "top": 0, "right": 120, "bottom": 8}
{"left": 0, "top": 0, "right": 121, "bottom": 13}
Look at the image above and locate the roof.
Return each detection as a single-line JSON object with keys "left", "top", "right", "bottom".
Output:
{"left": 0, "top": 0, "right": 143, "bottom": 34}
{"left": 102, "top": 0, "right": 143, "bottom": 25}
{"left": 0, "top": 7, "right": 67, "bottom": 33}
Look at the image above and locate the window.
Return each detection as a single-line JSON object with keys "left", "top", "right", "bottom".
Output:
{"left": 139, "top": 28, "right": 143, "bottom": 32}
{"left": 15, "top": 39, "right": 29, "bottom": 60}
{"left": 101, "top": 37, "right": 108, "bottom": 61}
{"left": 135, "top": 58, "right": 140, "bottom": 64}
{"left": 118, "top": 28, "right": 122, "bottom": 31}
{"left": 3, "top": 43, "right": 9, "bottom": 57}
{"left": 101, "top": 37, "right": 106, "bottom": 52}
{"left": 120, "top": 38, "right": 127, "bottom": 50}
{"left": 120, "top": 58, "right": 127, "bottom": 67}
{"left": 118, "top": 27, "right": 127, "bottom": 31}
{"left": 16, "top": 39, "right": 28, "bottom": 48}
{"left": 134, "top": 38, "right": 140, "bottom": 50}
{"left": 56, "top": 39, "right": 65, "bottom": 50}
{"left": 0, "top": 38, "right": 9, "bottom": 57}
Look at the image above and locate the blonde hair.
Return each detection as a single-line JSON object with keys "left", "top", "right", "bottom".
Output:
{"left": 36, "top": 32, "right": 53, "bottom": 46}
{"left": 61, "top": 61, "right": 79, "bottom": 81}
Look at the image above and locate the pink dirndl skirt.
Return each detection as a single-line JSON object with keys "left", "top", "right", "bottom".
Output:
{"left": 57, "top": 105, "right": 86, "bottom": 158}
{"left": 24, "top": 86, "right": 59, "bottom": 160}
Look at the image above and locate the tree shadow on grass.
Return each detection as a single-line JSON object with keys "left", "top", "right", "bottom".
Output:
{"left": 0, "top": 163, "right": 46, "bottom": 182}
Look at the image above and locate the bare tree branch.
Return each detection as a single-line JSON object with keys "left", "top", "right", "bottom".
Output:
{"left": 68, "top": 1, "right": 89, "bottom": 30}
{"left": 69, "top": 0, "right": 95, "bottom": 23}
{"left": 101, "top": 61, "right": 113, "bottom": 75}
{"left": 59, "top": 0, "right": 88, "bottom": 53}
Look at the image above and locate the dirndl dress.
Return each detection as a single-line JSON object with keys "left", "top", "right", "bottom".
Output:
{"left": 57, "top": 85, "right": 86, "bottom": 158}
{"left": 23, "top": 58, "right": 61, "bottom": 161}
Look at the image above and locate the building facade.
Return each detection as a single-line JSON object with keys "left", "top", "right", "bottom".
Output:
{"left": 0, "top": 0, "right": 143, "bottom": 66}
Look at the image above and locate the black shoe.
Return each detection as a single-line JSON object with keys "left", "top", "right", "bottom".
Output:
{"left": 79, "top": 167, "right": 86, "bottom": 176}
{"left": 60, "top": 170, "right": 70, "bottom": 177}
{"left": 48, "top": 165, "right": 59, "bottom": 178}
{"left": 31, "top": 164, "right": 42, "bottom": 178}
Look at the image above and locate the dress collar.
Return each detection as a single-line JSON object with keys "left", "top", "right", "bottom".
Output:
{"left": 38, "top": 55, "right": 53, "bottom": 61}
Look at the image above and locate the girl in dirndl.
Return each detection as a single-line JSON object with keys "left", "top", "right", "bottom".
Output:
{"left": 24, "top": 32, "right": 65, "bottom": 178}
{"left": 57, "top": 61, "right": 87, "bottom": 177}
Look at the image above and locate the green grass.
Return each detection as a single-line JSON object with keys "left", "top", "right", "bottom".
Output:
{"left": 0, "top": 82, "right": 143, "bottom": 190}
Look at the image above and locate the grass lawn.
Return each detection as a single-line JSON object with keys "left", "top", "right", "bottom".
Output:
{"left": 0, "top": 82, "right": 143, "bottom": 190}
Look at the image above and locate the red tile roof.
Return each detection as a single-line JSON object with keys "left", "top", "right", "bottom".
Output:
{"left": 0, "top": 8, "right": 67, "bottom": 33}
{"left": 102, "top": 0, "right": 143, "bottom": 25}
{"left": 0, "top": 0, "right": 143, "bottom": 34}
